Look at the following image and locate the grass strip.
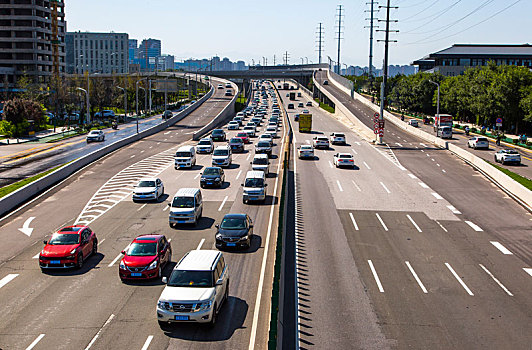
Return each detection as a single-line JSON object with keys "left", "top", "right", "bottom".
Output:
{"left": 485, "top": 160, "right": 532, "bottom": 191}
{"left": 314, "top": 98, "right": 335, "bottom": 113}
{"left": 0, "top": 162, "right": 70, "bottom": 198}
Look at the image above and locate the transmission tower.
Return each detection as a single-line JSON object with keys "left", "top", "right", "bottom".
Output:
{"left": 335, "top": 5, "right": 344, "bottom": 74}
{"left": 316, "top": 23, "right": 324, "bottom": 65}
{"left": 365, "top": 0, "right": 379, "bottom": 79}
{"left": 283, "top": 51, "right": 290, "bottom": 65}
{"left": 376, "top": 0, "right": 398, "bottom": 143}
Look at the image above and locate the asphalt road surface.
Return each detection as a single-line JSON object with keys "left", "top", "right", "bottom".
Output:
{"left": 0, "top": 79, "right": 287, "bottom": 349}
{"left": 281, "top": 78, "right": 532, "bottom": 350}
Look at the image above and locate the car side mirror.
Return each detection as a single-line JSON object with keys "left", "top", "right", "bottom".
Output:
{"left": 43, "top": 240, "right": 47, "bottom": 245}
{"left": 216, "top": 278, "right": 224, "bottom": 286}
{"left": 121, "top": 250, "right": 126, "bottom": 255}
{"left": 265, "top": 184, "right": 268, "bottom": 187}
{"left": 241, "top": 183, "right": 244, "bottom": 186}
{"left": 162, "top": 277, "right": 167, "bottom": 284}
{"left": 250, "top": 162, "right": 252, "bottom": 165}
{"left": 249, "top": 224, "right": 254, "bottom": 228}
{"left": 215, "top": 224, "right": 219, "bottom": 228}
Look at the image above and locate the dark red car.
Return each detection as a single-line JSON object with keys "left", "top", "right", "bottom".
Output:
{"left": 39, "top": 225, "right": 98, "bottom": 270}
{"left": 119, "top": 234, "right": 172, "bottom": 281}
{"left": 235, "top": 132, "right": 250, "bottom": 144}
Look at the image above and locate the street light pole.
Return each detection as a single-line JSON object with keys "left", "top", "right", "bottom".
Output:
{"left": 116, "top": 86, "right": 127, "bottom": 119}
{"left": 164, "top": 75, "right": 168, "bottom": 118}
{"left": 76, "top": 87, "right": 89, "bottom": 124}
{"left": 429, "top": 80, "right": 440, "bottom": 117}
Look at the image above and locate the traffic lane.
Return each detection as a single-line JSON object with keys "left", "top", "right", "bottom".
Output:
{"left": 339, "top": 209, "right": 532, "bottom": 350}
{"left": 0, "top": 84, "right": 233, "bottom": 264}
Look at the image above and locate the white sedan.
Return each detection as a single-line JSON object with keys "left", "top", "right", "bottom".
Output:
{"left": 333, "top": 153, "right": 355, "bottom": 168}
{"left": 298, "top": 145, "right": 314, "bottom": 159}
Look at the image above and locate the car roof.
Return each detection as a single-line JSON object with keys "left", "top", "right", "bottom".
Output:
{"left": 177, "top": 145, "right": 194, "bottom": 152}
{"left": 214, "top": 145, "right": 230, "bottom": 150}
{"left": 199, "top": 137, "right": 212, "bottom": 142}
{"left": 176, "top": 250, "right": 221, "bottom": 271}
{"left": 223, "top": 213, "right": 247, "bottom": 220}
{"left": 300, "top": 145, "right": 312, "bottom": 148}
{"left": 337, "top": 153, "right": 352, "bottom": 156}
{"left": 174, "top": 188, "right": 200, "bottom": 197}
{"left": 133, "top": 234, "right": 162, "bottom": 242}
{"left": 254, "top": 153, "right": 268, "bottom": 159}
{"left": 246, "top": 170, "right": 265, "bottom": 178}
{"left": 137, "top": 177, "right": 158, "bottom": 182}
{"left": 58, "top": 225, "right": 88, "bottom": 233}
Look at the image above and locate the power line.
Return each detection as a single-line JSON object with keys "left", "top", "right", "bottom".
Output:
{"left": 401, "top": 0, "right": 439, "bottom": 22}
{"left": 401, "top": 1, "right": 462, "bottom": 33}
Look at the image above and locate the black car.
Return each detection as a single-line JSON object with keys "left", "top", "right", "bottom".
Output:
{"left": 200, "top": 167, "right": 225, "bottom": 188}
{"left": 211, "top": 129, "right": 226, "bottom": 142}
{"left": 229, "top": 137, "right": 245, "bottom": 153}
{"left": 215, "top": 213, "right": 254, "bottom": 249}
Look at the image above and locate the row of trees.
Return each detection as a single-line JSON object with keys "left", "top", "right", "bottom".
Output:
{"left": 347, "top": 63, "right": 532, "bottom": 134}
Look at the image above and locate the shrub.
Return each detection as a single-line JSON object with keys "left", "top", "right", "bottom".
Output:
{"left": 471, "top": 127, "right": 477, "bottom": 133}
{"left": 513, "top": 138, "right": 519, "bottom": 144}
{"left": 480, "top": 128, "right": 486, "bottom": 135}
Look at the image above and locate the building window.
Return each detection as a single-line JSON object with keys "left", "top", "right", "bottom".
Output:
{"left": 459, "top": 58, "right": 470, "bottom": 66}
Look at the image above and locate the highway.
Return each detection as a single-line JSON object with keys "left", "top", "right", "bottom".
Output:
{"left": 281, "top": 78, "right": 532, "bottom": 349}
{"left": 0, "top": 78, "right": 285, "bottom": 349}
{"left": 0, "top": 101, "right": 203, "bottom": 188}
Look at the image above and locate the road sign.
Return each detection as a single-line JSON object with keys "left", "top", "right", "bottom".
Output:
{"left": 496, "top": 117, "right": 503, "bottom": 127}
{"left": 374, "top": 112, "right": 380, "bottom": 119}
{"left": 378, "top": 120, "right": 385, "bottom": 129}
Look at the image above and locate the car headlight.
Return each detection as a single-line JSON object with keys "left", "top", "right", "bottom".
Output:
{"left": 70, "top": 248, "right": 77, "bottom": 255}
{"left": 239, "top": 235, "right": 249, "bottom": 241}
{"left": 148, "top": 260, "right": 158, "bottom": 270}
{"left": 198, "top": 300, "right": 213, "bottom": 311}
{"left": 119, "top": 260, "right": 126, "bottom": 269}
{"left": 216, "top": 233, "right": 222, "bottom": 240}
{"left": 158, "top": 301, "right": 170, "bottom": 310}
{"left": 215, "top": 177, "right": 221, "bottom": 181}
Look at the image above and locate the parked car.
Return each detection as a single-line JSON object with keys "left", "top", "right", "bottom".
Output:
{"left": 298, "top": 103, "right": 304, "bottom": 108}
{"left": 494, "top": 149, "right": 521, "bottom": 165}
{"left": 86, "top": 130, "right": 105, "bottom": 142}
{"left": 119, "top": 234, "right": 172, "bottom": 281}
{"left": 39, "top": 225, "right": 98, "bottom": 270}
{"left": 333, "top": 153, "right": 355, "bottom": 168}
{"left": 200, "top": 167, "right": 225, "bottom": 188}
{"left": 215, "top": 213, "right": 254, "bottom": 250}
{"left": 468, "top": 136, "right": 489, "bottom": 150}
{"left": 132, "top": 178, "right": 164, "bottom": 201}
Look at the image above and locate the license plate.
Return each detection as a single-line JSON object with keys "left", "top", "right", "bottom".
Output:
{"left": 131, "top": 273, "right": 142, "bottom": 277}
{"left": 175, "top": 315, "right": 189, "bottom": 321}
{"left": 177, "top": 220, "right": 186, "bottom": 223}
{"left": 50, "top": 260, "right": 60, "bottom": 264}
{"left": 207, "top": 182, "right": 213, "bottom": 185}
{"left": 227, "top": 243, "right": 236, "bottom": 247}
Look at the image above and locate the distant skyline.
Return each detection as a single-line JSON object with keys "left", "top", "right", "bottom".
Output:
{"left": 66, "top": 0, "right": 531, "bottom": 67}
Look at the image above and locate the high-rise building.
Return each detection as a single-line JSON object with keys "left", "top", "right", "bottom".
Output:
{"left": 128, "top": 39, "right": 138, "bottom": 64}
{"left": 155, "top": 55, "right": 174, "bottom": 71}
{"left": 138, "top": 38, "right": 161, "bottom": 70}
{"left": 65, "top": 31, "right": 128, "bottom": 74}
{"left": 0, "top": 0, "right": 66, "bottom": 88}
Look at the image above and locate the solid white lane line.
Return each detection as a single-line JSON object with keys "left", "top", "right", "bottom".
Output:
{"left": 246, "top": 153, "right": 251, "bottom": 160}
{"left": 445, "top": 263, "right": 474, "bottom": 296}
{"left": 194, "top": 172, "right": 201, "bottom": 179}
{"left": 368, "top": 260, "right": 384, "bottom": 293}
{"left": 490, "top": 241, "right": 513, "bottom": 255}
{"left": 351, "top": 180, "right": 361, "bottom": 192}
{"left": 84, "top": 314, "right": 115, "bottom": 350}
{"left": 130, "top": 155, "right": 136, "bottom": 158}
{"left": 420, "top": 143, "right": 427, "bottom": 147}
{"left": 336, "top": 180, "right": 343, "bottom": 192}
{"left": 218, "top": 196, "right": 228, "bottom": 211}
{"left": 395, "top": 143, "right": 403, "bottom": 147}
{"left": 0, "top": 273, "right": 18, "bottom": 289}
{"left": 435, "top": 220, "right": 448, "bottom": 232}
{"left": 25, "top": 334, "right": 45, "bottom": 350}
{"left": 349, "top": 213, "right": 359, "bottom": 231}
{"left": 431, "top": 192, "right": 443, "bottom": 200}
{"left": 376, "top": 213, "right": 388, "bottom": 231}
{"left": 108, "top": 252, "right": 123, "bottom": 267}
{"left": 98, "top": 238, "right": 105, "bottom": 245}
{"left": 351, "top": 148, "right": 358, "bottom": 155}
{"left": 363, "top": 161, "right": 371, "bottom": 170}
{"left": 418, "top": 182, "right": 429, "bottom": 189}
{"left": 407, "top": 215, "right": 422, "bottom": 232}
{"left": 524, "top": 268, "right": 532, "bottom": 277}
{"left": 164, "top": 131, "right": 171, "bottom": 135}
{"left": 197, "top": 238, "right": 205, "bottom": 250}
{"left": 446, "top": 205, "right": 461, "bottom": 214}
{"left": 405, "top": 261, "right": 428, "bottom": 293}
{"left": 328, "top": 161, "right": 333, "bottom": 168}
{"left": 137, "top": 203, "right": 147, "bottom": 211}
{"left": 236, "top": 170, "right": 242, "bottom": 180}
{"left": 465, "top": 221, "right": 483, "bottom": 232}
{"left": 141, "top": 335, "right": 154, "bottom": 350}
{"left": 479, "top": 264, "right": 513, "bottom": 296}
{"left": 408, "top": 174, "right": 417, "bottom": 179}
{"left": 380, "top": 182, "right": 391, "bottom": 194}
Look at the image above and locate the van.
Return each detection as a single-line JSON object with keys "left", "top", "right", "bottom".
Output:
{"left": 250, "top": 154, "right": 270, "bottom": 175}
{"left": 174, "top": 146, "right": 196, "bottom": 169}
{"left": 437, "top": 126, "right": 452, "bottom": 139}
{"left": 242, "top": 171, "right": 267, "bottom": 204}
{"left": 212, "top": 145, "right": 232, "bottom": 167}
{"left": 168, "top": 188, "right": 203, "bottom": 227}
{"left": 157, "top": 250, "right": 229, "bottom": 325}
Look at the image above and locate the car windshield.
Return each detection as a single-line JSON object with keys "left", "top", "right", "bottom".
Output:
{"left": 172, "top": 196, "right": 194, "bottom": 208}
{"left": 137, "top": 181, "right": 155, "bottom": 188}
{"left": 127, "top": 242, "right": 157, "bottom": 256}
{"left": 244, "top": 127, "right": 253, "bottom": 130}
{"left": 301, "top": 146, "right": 312, "bottom": 151}
{"left": 203, "top": 168, "right": 220, "bottom": 175}
{"left": 230, "top": 138, "right": 243, "bottom": 144}
{"left": 213, "top": 149, "right": 229, "bottom": 156}
{"left": 220, "top": 217, "right": 247, "bottom": 230}
{"left": 245, "top": 178, "right": 264, "bottom": 187}
{"left": 237, "top": 133, "right": 247, "bottom": 138}
{"left": 253, "top": 158, "right": 268, "bottom": 165}
{"left": 504, "top": 150, "right": 519, "bottom": 154}
{"left": 339, "top": 154, "right": 352, "bottom": 159}
{"left": 198, "top": 140, "right": 211, "bottom": 145}
{"left": 89, "top": 131, "right": 99, "bottom": 135}
{"left": 477, "top": 138, "right": 488, "bottom": 142}
{"left": 212, "top": 130, "right": 224, "bottom": 136}
{"left": 258, "top": 142, "right": 270, "bottom": 147}
{"left": 49, "top": 233, "right": 80, "bottom": 245}
{"left": 175, "top": 152, "right": 191, "bottom": 158}
{"left": 335, "top": 134, "right": 345, "bottom": 137}
{"left": 168, "top": 270, "right": 213, "bottom": 287}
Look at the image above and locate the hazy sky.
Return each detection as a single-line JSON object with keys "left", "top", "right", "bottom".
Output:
{"left": 66, "top": 0, "right": 531, "bottom": 67}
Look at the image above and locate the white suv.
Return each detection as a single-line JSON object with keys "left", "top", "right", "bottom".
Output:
{"left": 157, "top": 250, "right": 229, "bottom": 326}
{"left": 468, "top": 136, "right": 489, "bottom": 150}
{"left": 212, "top": 145, "right": 232, "bottom": 167}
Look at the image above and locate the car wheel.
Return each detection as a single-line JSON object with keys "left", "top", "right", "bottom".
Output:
{"left": 77, "top": 252, "right": 84, "bottom": 269}
{"left": 224, "top": 281, "right": 229, "bottom": 302}
{"left": 158, "top": 320, "right": 169, "bottom": 329}
{"left": 209, "top": 303, "right": 218, "bottom": 327}
{"left": 157, "top": 266, "right": 162, "bottom": 278}
{"left": 169, "top": 223, "right": 174, "bottom": 228}
{"left": 501, "top": 159, "right": 506, "bottom": 165}
{"left": 92, "top": 241, "right": 98, "bottom": 256}
{"left": 494, "top": 156, "right": 498, "bottom": 163}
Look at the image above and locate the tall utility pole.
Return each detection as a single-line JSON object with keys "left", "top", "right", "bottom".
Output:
{"left": 283, "top": 51, "right": 290, "bottom": 65}
{"left": 365, "top": 0, "right": 379, "bottom": 79}
{"left": 335, "top": 5, "right": 344, "bottom": 74}
{"left": 376, "top": 0, "right": 398, "bottom": 144}
{"left": 316, "top": 22, "right": 324, "bottom": 64}
{"left": 273, "top": 55, "right": 276, "bottom": 66}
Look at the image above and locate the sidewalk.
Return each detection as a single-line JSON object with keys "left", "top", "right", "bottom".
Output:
{"left": 0, "top": 126, "right": 72, "bottom": 145}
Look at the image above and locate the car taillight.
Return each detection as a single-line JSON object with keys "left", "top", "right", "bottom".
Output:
{"left": 348, "top": 159, "right": 354, "bottom": 162}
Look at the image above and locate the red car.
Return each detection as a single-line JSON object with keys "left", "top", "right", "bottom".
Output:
{"left": 236, "top": 132, "right": 250, "bottom": 144}
{"left": 119, "top": 234, "right": 172, "bottom": 281}
{"left": 39, "top": 225, "right": 98, "bottom": 269}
